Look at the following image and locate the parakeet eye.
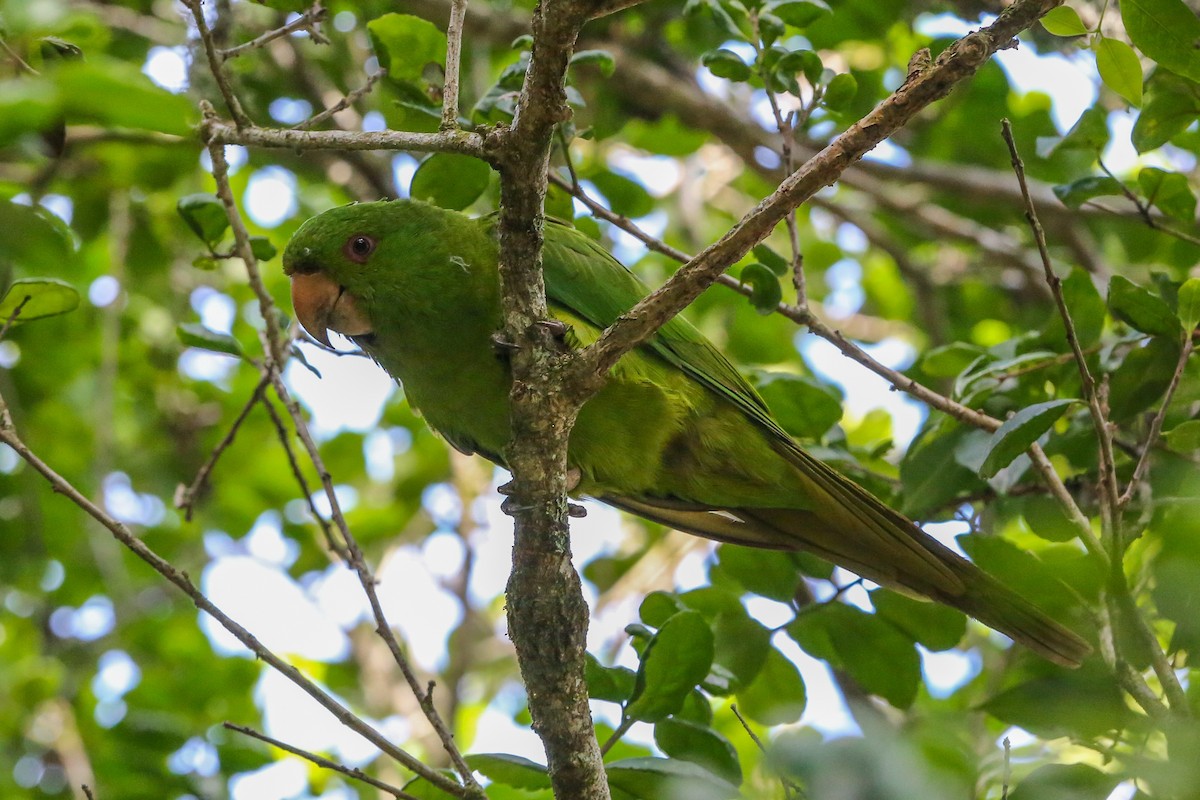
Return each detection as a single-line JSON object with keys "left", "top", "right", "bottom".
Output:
{"left": 344, "top": 234, "right": 376, "bottom": 263}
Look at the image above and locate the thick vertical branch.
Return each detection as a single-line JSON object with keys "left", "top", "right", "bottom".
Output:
{"left": 484, "top": 1, "right": 609, "bottom": 798}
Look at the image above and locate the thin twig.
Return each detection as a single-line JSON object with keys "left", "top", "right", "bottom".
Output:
{"left": 174, "top": 372, "right": 271, "bottom": 521}
{"left": 220, "top": 4, "right": 328, "bottom": 60}
{"left": 441, "top": 0, "right": 468, "bottom": 130}
{"left": 599, "top": 718, "right": 633, "bottom": 756}
{"left": 294, "top": 69, "right": 387, "bottom": 131}
{"left": 183, "top": 1, "right": 251, "bottom": 128}
{"left": 1001, "top": 736, "right": 1010, "bottom": 800}
{"left": 0, "top": 35, "right": 37, "bottom": 74}
{"left": 1117, "top": 337, "right": 1195, "bottom": 508}
{"left": 0, "top": 403, "right": 464, "bottom": 794}
{"left": 82, "top": 786, "right": 96, "bottom": 800}
{"left": 224, "top": 723, "right": 420, "bottom": 800}
{"left": 200, "top": 108, "right": 481, "bottom": 792}
{"left": 1002, "top": 119, "right": 1121, "bottom": 541}
{"left": 0, "top": 296, "right": 30, "bottom": 341}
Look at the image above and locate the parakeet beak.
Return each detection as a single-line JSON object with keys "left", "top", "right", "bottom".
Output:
{"left": 289, "top": 271, "right": 373, "bottom": 347}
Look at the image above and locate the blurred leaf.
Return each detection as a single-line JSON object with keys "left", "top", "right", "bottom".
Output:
{"left": 1133, "top": 75, "right": 1200, "bottom": 152}
{"left": 765, "top": 0, "right": 832, "bottom": 28}
{"left": 465, "top": 753, "right": 551, "bottom": 791}
{"left": 1137, "top": 167, "right": 1197, "bottom": 222}
{"left": 1177, "top": 277, "right": 1200, "bottom": 333}
{"left": 1053, "top": 175, "right": 1126, "bottom": 207}
{"left": 586, "top": 653, "right": 636, "bottom": 703}
{"left": 789, "top": 603, "right": 921, "bottom": 708}
{"left": 1122, "top": 0, "right": 1200, "bottom": 82}
{"left": 872, "top": 589, "right": 967, "bottom": 652}
{"left": 1009, "top": 763, "right": 1120, "bottom": 800}
{"left": 1095, "top": 37, "right": 1143, "bottom": 106}
{"left": 626, "top": 611, "right": 714, "bottom": 722}
{"left": 982, "top": 672, "right": 1131, "bottom": 739}
{"left": 588, "top": 170, "right": 654, "bottom": 218}
{"left": 0, "top": 201, "right": 74, "bottom": 272}
{"left": 701, "top": 49, "right": 753, "bottom": 82}
{"left": 715, "top": 544, "right": 803, "bottom": 601}
{"left": 606, "top": 757, "right": 741, "bottom": 800}
{"left": 177, "top": 323, "right": 244, "bottom": 357}
{"left": 739, "top": 263, "right": 782, "bottom": 314}
{"left": 410, "top": 153, "right": 492, "bottom": 210}
{"left": 249, "top": 235, "right": 278, "bottom": 261}
{"left": 754, "top": 372, "right": 843, "bottom": 439}
{"left": 0, "top": 278, "right": 80, "bottom": 323}
{"left": 654, "top": 718, "right": 742, "bottom": 785}
{"left": 1041, "top": 6, "right": 1090, "bottom": 36}
{"left": 823, "top": 72, "right": 857, "bottom": 110}
{"left": 735, "top": 646, "right": 806, "bottom": 724}
{"left": 1108, "top": 337, "right": 1182, "bottom": 419}
{"left": 54, "top": 58, "right": 197, "bottom": 134}
{"left": 177, "top": 193, "right": 229, "bottom": 247}
{"left": 571, "top": 49, "right": 616, "bottom": 77}
{"left": 1108, "top": 274, "right": 1183, "bottom": 339}
{"left": 367, "top": 13, "right": 448, "bottom": 83}
{"left": 977, "top": 399, "right": 1079, "bottom": 479}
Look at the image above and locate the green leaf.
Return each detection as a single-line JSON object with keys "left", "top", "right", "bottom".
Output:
{"left": 1039, "top": 104, "right": 1110, "bottom": 157}
{"left": 465, "top": 754, "right": 550, "bottom": 791}
{"left": 789, "top": 603, "right": 921, "bottom": 708}
{"left": 754, "top": 372, "right": 844, "bottom": 440}
{"left": 409, "top": 154, "right": 491, "bottom": 211}
{"left": 701, "top": 49, "right": 753, "bottom": 82}
{"left": 1053, "top": 175, "right": 1126, "bottom": 208}
{"left": 1041, "top": 6, "right": 1090, "bottom": 36}
{"left": 606, "top": 757, "right": 741, "bottom": 800}
{"left": 588, "top": 170, "right": 654, "bottom": 218}
{"left": 1137, "top": 167, "right": 1197, "bottom": 222}
{"left": 249, "top": 236, "right": 277, "bottom": 261}
{"left": 734, "top": 646, "right": 806, "bottom": 724}
{"left": 177, "top": 194, "right": 229, "bottom": 247}
{"left": 0, "top": 278, "right": 80, "bottom": 323}
{"left": 981, "top": 673, "right": 1131, "bottom": 739}
{"left": 0, "top": 201, "right": 74, "bottom": 272}
{"left": 570, "top": 49, "right": 616, "bottom": 77}
{"left": 177, "top": 323, "right": 244, "bottom": 358}
{"left": 739, "top": 263, "right": 782, "bottom": 314}
{"left": 900, "top": 423, "right": 984, "bottom": 517}
{"left": 1165, "top": 419, "right": 1200, "bottom": 454}
{"left": 977, "top": 399, "right": 1079, "bottom": 479}
{"left": 920, "top": 343, "right": 987, "bottom": 378}
{"left": 626, "top": 611, "right": 714, "bottom": 723}
{"left": 715, "top": 544, "right": 803, "bottom": 601}
{"left": 751, "top": 243, "right": 789, "bottom": 276}
{"left": 765, "top": 0, "right": 832, "bottom": 28}
{"left": 1010, "top": 763, "right": 1120, "bottom": 800}
{"left": 367, "top": 13, "right": 448, "bottom": 83}
{"left": 1122, "top": 0, "right": 1200, "bottom": 83}
{"left": 54, "top": 58, "right": 196, "bottom": 135}
{"left": 1171, "top": 275, "right": 1200, "bottom": 331}
{"left": 822, "top": 72, "right": 857, "bottom": 110}
{"left": 586, "top": 653, "right": 636, "bottom": 703}
{"left": 640, "top": 591, "right": 688, "bottom": 627}
{"left": 1060, "top": 268, "right": 1107, "bottom": 348}
{"left": 871, "top": 589, "right": 967, "bottom": 652}
{"left": 1108, "top": 274, "right": 1183, "bottom": 339}
{"left": 710, "top": 608, "right": 772, "bottom": 691}
{"left": 1095, "top": 37, "right": 1143, "bottom": 106}
{"left": 1133, "top": 76, "right": 1200, "bottom": 152}
{"left": 252, "top": 0, "right": 312, "bottom": 11}
{"left": 654, "top": 718, "right": 742, "bottom": 785}
{"left": 1108, "top": 336, "right": 1181, "bottom": 419}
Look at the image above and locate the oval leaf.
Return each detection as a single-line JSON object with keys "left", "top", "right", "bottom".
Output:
{"left": 735, "top": 645, "right": 806, "bottom": 724}
{"left": 739, "top": 263, "right": 782, "bottom": 315}
{"left": 822, "top": 72, "right": 857, "bottom": 111}
{"left": 978, "top": 399, "right": 1079, "bottom": 478}
{"left": 0, "top": 278, "right": 79, "bottom": 323}
{"left": 700, "top": 49, "right": 752, "bottom": 83}
{"left": 367, "top": 13, "right": 448, "bottom": 84}
{"left": 626, "top": 611, "right": 714, "bottom": 723}
{"left": 177, "top": 323, "right": 244, "bottom": 358}
{"left": 1122, "top": 0, "right": 1200, "bottom": 83}
{"left": 1041, "top": 6, "right": 1090, "bottom": 36}
{"left": 1108, "top": 274, "right": 1183, "bottom": 339}
{"left": 177, "top": 193, "right": 229, "bottom": 247}
{"left": 0, "top": 201, "right": 74, "bottom": 272}
{"left": 409, "top": 153, "right": 491, "bottom": 211}
{"left": 654, "top": 718, "right": 742, "bottom": 785}
{"left": 464, "top": 753, "right": 551, "bottom": 791}
{"left": 1095, "top": 37, "right": 1143, "bottom": 106}
{"left": 606, "top": 757, "right": 741, "bottom": 800}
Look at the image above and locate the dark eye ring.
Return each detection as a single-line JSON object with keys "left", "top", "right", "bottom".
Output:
{"left": 345, "top": 234, "right": 376, "bottom": 263}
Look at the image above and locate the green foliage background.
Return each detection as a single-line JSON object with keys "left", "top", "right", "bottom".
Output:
{"left": 0, "top": 0, "right": 1198, "bottom": 798}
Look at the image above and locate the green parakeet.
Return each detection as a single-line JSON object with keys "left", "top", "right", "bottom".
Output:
{"left": 283, "top": 199, "right": 1090, "bottom": 667}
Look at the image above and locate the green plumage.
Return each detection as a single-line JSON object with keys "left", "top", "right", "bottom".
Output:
{"left": 283, "top": 199, "right": 1091, "bottom": 667}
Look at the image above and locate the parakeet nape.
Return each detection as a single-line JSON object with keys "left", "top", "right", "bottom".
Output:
{"left": 283, "top": 199, "right": 1091, "bottom": 667}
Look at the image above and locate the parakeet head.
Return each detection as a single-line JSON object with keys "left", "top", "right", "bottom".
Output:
{"left": 283, "top": 199, "right": 459, "bottom": 347}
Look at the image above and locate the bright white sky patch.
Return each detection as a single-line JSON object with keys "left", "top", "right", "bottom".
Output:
{"left": 284, "top": 344, "right": 396, "bottom": 437}
{"left": 143, "top": 46, "right": 189, "bottom": 93}
{"left": 244, "top": 166, "right": 298, "bottom": 228}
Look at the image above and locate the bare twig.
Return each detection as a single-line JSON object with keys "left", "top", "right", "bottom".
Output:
{"left": 294, "top": 69, "right": 386, "bottom": 131}
{"left": 224, "top": 723, "right": 420, "bottom": 799}
{"left": 82, "top": 786, "right": 96, "bottom": 800}
{"left": 220, "top": 4, "right": 328, "bottom": 60}
{"left": 1118, "top": 337, "right": 1195, "bottom": 508}
{"left": 0, "top": 35, "right": 37, "bottom": 74}
{"left": 0, "top": 296, "right": 30, "bottom": 341}
{"left": 441, "top": 0, "right": 468, "bottom": 130}
{"left": 174, "top": 373, "right": 271, "bottom": 521}
{"left": 0, "top": 403, "right": 463, "bottom": 794}
{"left": 206, "top": 118, "right": 485, "bottom": 156}
{"left": 183, "top": 0, "right": 251, "bottom": 128}
{"left": 1001, "top": 736, "right": 1011, "bottom": 800}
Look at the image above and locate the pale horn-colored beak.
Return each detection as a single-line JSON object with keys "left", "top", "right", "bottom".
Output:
{"left": 289, "top": 272, "right": 373, "bottom": 347}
